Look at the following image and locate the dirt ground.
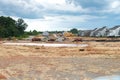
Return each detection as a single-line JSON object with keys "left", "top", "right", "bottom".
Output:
{"left": 0, "top": 42, "right": 120, "bottom": 80}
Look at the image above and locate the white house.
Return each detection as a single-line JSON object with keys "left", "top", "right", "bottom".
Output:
{"left": 78, "top": 30, "right": 92, "bottom": 37}
{"left": 90, "top": 27, "right": 108, "bottom": 37}
{"left": 95, "top": 26, "right": 108, "bottom": 37}
{"left": 42, "top": 31, "right": 49, "bottom": 37}
{"left": 107, "top": 26, "right": 120, "bottom": 37}
{"left": 90, "top": 28, "right": 98, "bottom": 37}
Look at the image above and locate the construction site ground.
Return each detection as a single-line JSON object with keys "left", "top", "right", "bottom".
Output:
{"left": 0, "top": 40, "right": 120, "bottom": 80}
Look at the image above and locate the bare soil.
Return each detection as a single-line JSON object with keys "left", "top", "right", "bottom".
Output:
{"left": 0, "top": 41, "right": 120, "bottom": 80}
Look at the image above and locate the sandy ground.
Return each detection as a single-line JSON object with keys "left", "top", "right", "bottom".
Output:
{"left": 0, "top": 42, "right": 120, "bottom": 80}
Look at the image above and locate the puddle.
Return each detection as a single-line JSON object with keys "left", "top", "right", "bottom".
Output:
{"left": 93, "top": 75, "right": 120, "bottom": 80}
{"left": 3, "top": 42, "right": 88, "bottom": 47}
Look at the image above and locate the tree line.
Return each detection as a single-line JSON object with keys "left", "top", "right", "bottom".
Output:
{"left": 0, "top": 16, "right": 27, "bottom": 38}
{"left": 0, "top": 16, "right": 79, "bottom": 38}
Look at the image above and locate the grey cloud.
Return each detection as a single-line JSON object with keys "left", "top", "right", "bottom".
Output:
{"left": 0, "top": 0, "right": 91, "bottom": 19}
{"left": 0, "top": 0, "right": 44, "bottom": 18}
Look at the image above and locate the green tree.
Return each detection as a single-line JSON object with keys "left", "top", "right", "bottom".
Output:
{"left": 16, "top": 18, "right": 28, "bottom": 35}
{"left": 0, "top": 16, "right": 28, "bottom": 38}
{"left": 32, "top": 30, "right": 39, "bottom": 35}
{"left": 0, "top": 16, "right": 18, "bottom": 37}
{"left": 70, "top": 28, "right": 78, "bottom": 34}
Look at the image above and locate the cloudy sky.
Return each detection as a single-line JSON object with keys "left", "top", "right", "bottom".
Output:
{"left": 0, "top": 0, "right": 120, "bottom": 31}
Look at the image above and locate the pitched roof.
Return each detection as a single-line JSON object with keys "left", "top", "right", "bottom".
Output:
{"left": 110, "top": 25, "right": 120, "bottom": 30}
{"left": 93, "top": 28, "right": 98, "bottom": 31}
{"left": 96, "top": 26, "right": 107, "bottom": 32}
{"left": 92, "top": 26, "right": 106, "bottom": 34}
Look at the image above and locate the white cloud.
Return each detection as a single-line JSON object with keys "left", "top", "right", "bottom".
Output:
{"left": 43, "top": 15, "right": 104, "bottom": 22}
{"left": 111, "top": 1, "right": 120, "bottom": 9}
{"left": 0, "top": 0, "right": 41, "bottom": 18}
{"left": 1, "top": 0, "right": 113, "bottom": 31}
{"left": 103, "top": 0, "right": 120, "bottom": 14}
{"left": 22, "top": 15, "right": 105, "bottom": 31}
{"left": 33, "top": 0, "right": 87, "bottom": 12}
{"left": 0, "top": 0, "right": 93, "bottom": 31}
{"left": 0, "top": 0, "right": 89, "bottom": 18}
{"left": 25, "top": 18, "right": 73, "bottom": 31}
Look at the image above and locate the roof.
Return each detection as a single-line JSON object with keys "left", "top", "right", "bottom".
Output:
{"left": 96, "top": 26, "right": 107, "bottom": 32}
{"left": 93, "top": 28, "right": 98, "bottom": 31}
{"left": 109, "top": 25, "right": 120, "bottom": 30}
{"left": 93, "top": 26, "right": 107, "bottom": 34}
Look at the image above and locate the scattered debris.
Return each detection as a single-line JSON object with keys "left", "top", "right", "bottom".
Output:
{"left": 63, "top": 31, "right": 74, "bottom": 37}
{"left": 56, "top": 37, "right": 65, "bottom": 42}
{"left": 73, "top": 38, "right": 82, "bottom": 42}
{"left": 79, "top": 48, "right": 85, "bottom": 51}
{"left": 35, "top": 47, "right": 40, "bottom": 49}
{"left": 32, "top": 37, "right": 41, "bottom": 41}
{"left": 48, "top": 39, "right": 56, "bottom": 42}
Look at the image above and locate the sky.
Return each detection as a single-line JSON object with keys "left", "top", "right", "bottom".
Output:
{"left": 0, "top": 0, "right": 120, "bottom": 31}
